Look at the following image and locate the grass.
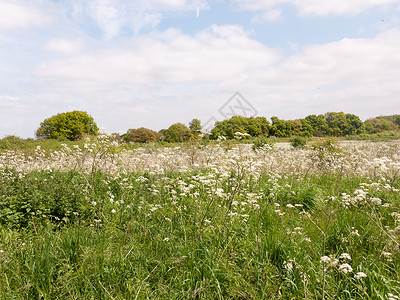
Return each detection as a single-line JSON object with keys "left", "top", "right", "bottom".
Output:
{"left": 0, "top": 137, "right": 399, "bottom": 299}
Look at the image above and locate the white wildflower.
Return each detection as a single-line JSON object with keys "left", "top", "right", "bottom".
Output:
{"left": 339, "top": 263, "right": 353, "bottom": 274}
{"left": 354, "top": 272, "right": 367, "bottom": 279}
{"left": 320, "top": 256, "right": 331, "bottom": 264}
{"left": 339, "top": 253, "right": 351, "bottom": 261}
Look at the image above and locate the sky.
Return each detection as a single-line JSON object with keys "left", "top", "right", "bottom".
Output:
{"left": 1, "top": 0, "right": 400, "bottom": 138}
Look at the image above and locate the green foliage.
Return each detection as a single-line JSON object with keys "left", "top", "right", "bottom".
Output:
{"left": 1, "top": 140, "right": 400, "bottom": 299}
{"left": 164, "top": 123, "right": 191, "bottom": 142}
{"left": 211, "top": 116, "right": 270, "bottom": 139}
{"left": 325, "top": 112, "right": 364, "bottom": 136}
{"left": 36, "top": 111, "right": 99, "bottom": 141}
{"left": 365, "top": 118, "right": 398, "bottom": 134}
{"left": 270, "top": 116, "right": 293, "bottom": 137}
{"left": 189, "top": 118, "right": 202, "bottom": 136}
{"left": 122, "top": 127, "right": 160, "bottom": 143}
{"left": 305, "top": 114, "right": 329, "bottom": 137}
{"left": 345, "top": 113, "right": 364, "bottom": 135}
{"left": 290, "top": 136, "right": 307, "bottom": 148}
{"left": 252, "top": 135, "right": 276, "bottom": 150}
{"left": 0, "top": 166, "right": 399, "bottom": 298}
{"left": 325, "top": 112, "right": 349, "bottom": 136}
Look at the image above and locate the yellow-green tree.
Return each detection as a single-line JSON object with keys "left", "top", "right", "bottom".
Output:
{"left": 36, "top": 111, "right": 99, "bottom": 141}
{"left": 123, "top": 128, "right": 160, "bottom": 143}
{"left": 164, "top": 123, "right": 191, "bottom": 142}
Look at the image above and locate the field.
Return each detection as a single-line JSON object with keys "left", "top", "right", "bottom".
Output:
{"left": 0, "top": 137, "right": 399, "bottom": 299}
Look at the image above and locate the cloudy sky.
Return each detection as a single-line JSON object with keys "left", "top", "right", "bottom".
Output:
{"left": 1, "top": 0, "right": 400, "bottom": 138}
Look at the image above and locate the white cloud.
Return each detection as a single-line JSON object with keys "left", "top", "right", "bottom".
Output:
{"left": 35, "top": 25, "right": 280, "bottom": 86}
{"left": 233, "top": 0, "right": 400, "bottom": 16}
{"left": 0, "top": 1, "right": 51, "bottom": 32}
{"left": 44, "top": 38, "right": 84, "bottom": 56}
{"left": 219, "top": 29, "right": 400, "bottom": 119}
{"left": 57, "top": 0, "right": 208, "bottom": 39}
{"left": 251, "top": 8, "right": 283, "bottom": 23}
{"left": 151, "top": 0, "right": 187, "bottom": 8}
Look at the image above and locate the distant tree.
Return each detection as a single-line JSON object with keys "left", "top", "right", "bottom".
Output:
{"left": 36, "top": 111, "right": 98, "bottom": 141}
{"left": 164, "top": 123, "right": 191, "bottom": 143}
{"left": 270, "top": 116, "right": 292, "bottom": 137}
{"left": 304, "top": 114, "right": 328, "bottom": 136}
{"left": 189, "top": 119, "right": 202, "bottom": 138}
{"left": 211, "top": 116, "right": 249, "bottom": 139}
{"left": 345, "top": 114, "right": 364, "bottom": 135}
{"left": 376, "top": 115, "right": 400, "bottom": 128}
{"left": 210, "top": 116, "right": 270, "bottom": 139}
{"left": 394, "top": 115, "right": 400, "bottom": 127}
{"left": 288, "top": 119, "right": 303, "bottom": 137}
{"left": 123, "top": 127, "right": 160, "bottom": 143}
{"left": 364, "top": 118, "right": 397, "bottom": 134}
{"left": 299, "top": 118, "right": 313, "bottom": 137}
{"left": 325, "top": 112, "right": 349, "bottom": 136}
{"left": 248, "top": 117, "right": 270, "bottom": 137}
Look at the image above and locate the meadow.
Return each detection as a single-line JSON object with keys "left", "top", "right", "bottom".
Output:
{"left": 0, "top": 136, "right": 399, "bottom": 299}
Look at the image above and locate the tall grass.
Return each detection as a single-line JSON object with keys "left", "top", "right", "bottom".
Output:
{"left": 0, "top": 137, "right": 399, "bottom": 299}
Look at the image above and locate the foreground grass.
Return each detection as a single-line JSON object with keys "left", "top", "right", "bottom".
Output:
{"left": 0, "top": 167, "right": 399, "bottom": 299}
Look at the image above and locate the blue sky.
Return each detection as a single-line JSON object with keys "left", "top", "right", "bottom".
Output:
{"left": 1, "top": 0, "right": 400, "bottom": 138}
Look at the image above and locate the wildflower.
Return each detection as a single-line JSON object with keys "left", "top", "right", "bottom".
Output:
{"left": 339, "top": 253, "right": 351, "bottom": 261}
{"left": 381, "top": 251, "right": 392, "bottom": 261}
{"left": 388, "top": 293, "right": 399, "bottom": 300}
{"left": 354, "top": 272, "right": 367, "bottom": 279}
{"left": 320, "top": 256, "right": 331, "bottom": 264}
{"left": 350, "top": 229, "right": 360, "bottom": 237}
{"left": 0, "top": 250, "right": 4, "bottom": 253}
{"left": 163, "top": 238, "right": 170, "bottom": 242}
{"left": 283, "top": 260, "right": 293, "bottom": 271}
{"left": 331, "top": 258, "right": 339, "bottom": 266}
{"left": 339, "top": 263, "right": 353, "bottom": 274}
{"left": 111, "top": 209, "right": 116, "bottom": 213}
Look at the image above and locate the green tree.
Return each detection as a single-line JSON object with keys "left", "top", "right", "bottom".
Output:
{"left": 123, "top": 128, "right": 160, "bottom": 143}
{"left": 164, "top": 123, "right": 191, "bottom": 143}
{"left": 299, "top": 118, "right": 313, "bottom": 137}
{"left": 270, "top": 116, "right": 292, "bottom": 137}
{"left": 304, "top": 114, "right": 328, "bottom": 136}
{"left": 325, "top": 112, "right": 349, "bottom": 136}
{"left": 364, "top": 118, "right": 396, "bottom": 134}
{"left": 189, "top": 119, "right": 202, "bottom": 138}
{"left": 345, "top": 114, "right": 364, "bottom": 135}
{"left": 36, "top": 111, "right": 99, "bottom": 141}
{"left": 247, "top": 117, "right": 270, "bottom": 137}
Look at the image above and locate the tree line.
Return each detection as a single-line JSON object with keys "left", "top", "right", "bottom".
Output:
{"left": 35, "top": 110, "right": 400, "bottom": 142}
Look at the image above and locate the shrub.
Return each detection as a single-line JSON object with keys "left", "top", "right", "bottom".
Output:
{"left": 36, "top": 111, "right": 99, "bottom": 141}
{"left": 290, "top": 136, "right": 307, "bottom": 148}
{"left": 252, "top": 135, "right": 275, "bottom": 151}
{"left": 164, "top": 123, "right": 191, "bottom": 143}
{"left": 123, "top": 128, "right": 160, "bottom": 143}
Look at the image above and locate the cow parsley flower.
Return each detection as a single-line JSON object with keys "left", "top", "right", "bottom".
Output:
{"left": 339, "top": 263, "right": 353, "bottom": 274}
{"left": 339, "top": 253, "right": 351, "bottom": 261}
{"left": 354, "top": 272, "right": 367, "bottom": 279}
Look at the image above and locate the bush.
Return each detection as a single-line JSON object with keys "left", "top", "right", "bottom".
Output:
{"left": 123, "top": 128, "right": 160, "bottom": 143}
{"left": 36, "top": 111, "right": 99, "bottom": 141}
{"left": 164, "top": 123, "right": 191, "bottom": 143}
{"left": 252, "top": 135, "right": 276, "bottom": 151}
{"left": 290, "top": 136, "right": 307, "bottom": 148}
